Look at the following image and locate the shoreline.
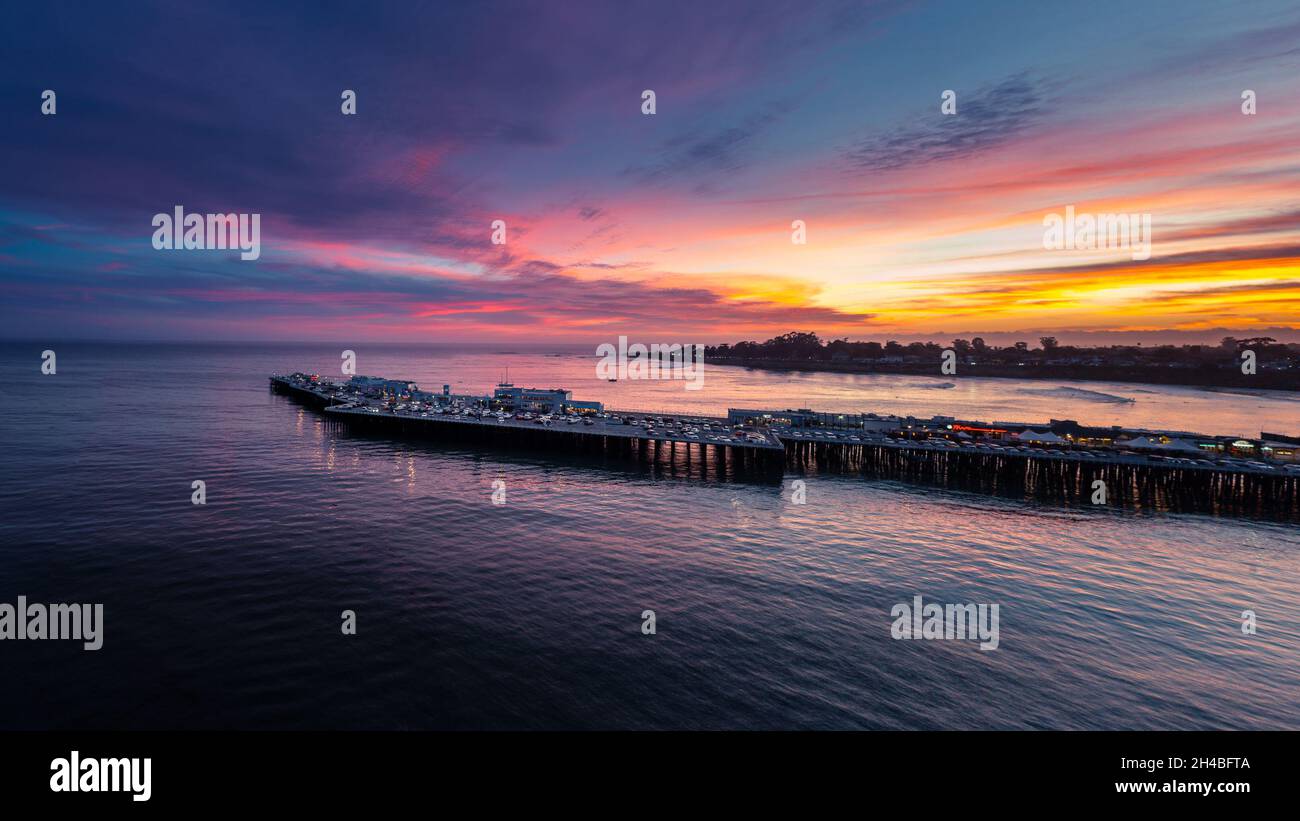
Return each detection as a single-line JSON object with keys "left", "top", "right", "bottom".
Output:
{"left": 705, "top": 357, "right": 1300, "bottom": 392}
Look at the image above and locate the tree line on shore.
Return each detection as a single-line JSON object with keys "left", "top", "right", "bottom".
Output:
{"left": 704, "top": 331, "right": 1299, "bottom": 370}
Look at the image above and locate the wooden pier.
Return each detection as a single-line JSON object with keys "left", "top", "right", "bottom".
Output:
{"left": 271, "top": 376, "right": 786, "bottom": 477}
{"left": 785, "top": 437, "right": 1300, "bottom": 519}
{"left": 272, "top": 375, "right": 1300, "bottom": 519}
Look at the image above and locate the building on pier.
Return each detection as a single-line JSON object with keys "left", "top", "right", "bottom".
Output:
{"left": 492, "top": 383, "right": 603, "bottom": 414}
{"left": 1260, "top": 438, "right": 1300, "bottom": 462}
{"left": 727, "top": 408, "right": 970, "bottom": 437}
{"left": 727, "top": 408, "right": 893, "bottom": 429}
{"left": 349, "top": 375, "right": 420, "bottom": 396}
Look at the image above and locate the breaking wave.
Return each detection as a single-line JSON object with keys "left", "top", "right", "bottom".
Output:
{"left": 1017, "top": 386, "right": 1136, "bottom": 404}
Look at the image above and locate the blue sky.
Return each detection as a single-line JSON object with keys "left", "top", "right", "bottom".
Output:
{"left": 2, "top": 0, "right": 1298, "bottom": 343}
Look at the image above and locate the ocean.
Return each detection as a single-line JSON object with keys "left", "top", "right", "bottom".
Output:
{"left": 1, "top": 342, "right": 1297, "bottom": 729}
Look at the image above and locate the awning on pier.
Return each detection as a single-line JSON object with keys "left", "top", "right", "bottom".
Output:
{"left": 1016, "top": 429, "right": 1067, "bottom": 444}
{"left": 1124, "top": 435, "right": 1204, "bottom": 453}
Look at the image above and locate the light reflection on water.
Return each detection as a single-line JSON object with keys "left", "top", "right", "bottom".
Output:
{"left": 0, "top": 342, "right": 1295, "bottom": 730}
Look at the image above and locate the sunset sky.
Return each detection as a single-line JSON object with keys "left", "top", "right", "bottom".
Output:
{"left": 2, "top": 0, "right": 1299, "bottom": 344}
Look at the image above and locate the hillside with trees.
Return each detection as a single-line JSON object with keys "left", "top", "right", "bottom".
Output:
{"left": 704, "top": 332, "right": 1300, "bottom": 390}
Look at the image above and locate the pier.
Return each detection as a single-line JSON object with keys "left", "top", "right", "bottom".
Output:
{"left": 270, "top": 375, "right": 786, "bottom": 476}
{"left": 271, "top": 373, "right": 1300, "bottom": 519}
{"left": 785, "top": 436, "right": 1300, "bottom": 519}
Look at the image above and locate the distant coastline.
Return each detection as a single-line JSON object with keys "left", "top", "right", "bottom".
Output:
{"left": 704, "top": 332, "right": 1300, "bottom": 392}
{"left": 706, "top": 356, "right": 1300, "bottom": 391}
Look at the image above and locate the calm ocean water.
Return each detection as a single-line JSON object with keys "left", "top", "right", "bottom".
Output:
{"left": 0, "top": 342, "right": 1297, "bottom": 729}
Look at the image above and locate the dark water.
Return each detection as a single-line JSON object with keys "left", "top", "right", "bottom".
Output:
{"left": 1, "top": 343, "right": 1297, "bottom": 729}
